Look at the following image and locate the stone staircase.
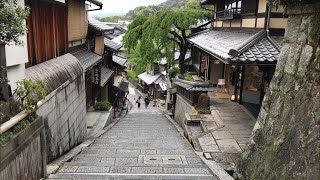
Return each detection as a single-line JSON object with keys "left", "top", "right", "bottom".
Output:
{"left": 47, "top": 105, "right": 218, "bottom": 179}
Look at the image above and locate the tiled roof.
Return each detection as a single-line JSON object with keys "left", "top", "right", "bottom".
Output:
{"left": 138, "top": 72, "right": 163, "bottom": 85}
{"left": 100, "top": 67, "right": 114, "bottom": 87}
{"left": 112, "top": 34, "right": 124, "bottom": 45}
{"left": 173, "top": 77, "right": 215, "bottom": 92}
{"left": 230, "top": 37, "right": 280, "bottom": 63}
{"left": 26, "top": 53, "right": 83, "bottom": 94}
{"left": 113, "top": 55, "right": 127, "bottom": 67}
{"left": 188, "top": 29, "right": 279, "bottom": 64}
{"left": 71, "top": 48, "right": 102, "bottom": 71}
{"left": 104, "top": 38, "right": 122, "bottom": 51}
{"left": 89, "top": 19, "right": 114, "bottom": 33}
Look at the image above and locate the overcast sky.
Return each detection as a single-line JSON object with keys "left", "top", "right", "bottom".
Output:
{"left": 89, "top": 0, "right": 167, "bottom": 17}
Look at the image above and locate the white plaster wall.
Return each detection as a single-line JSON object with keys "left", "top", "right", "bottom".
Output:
{"left": 6, "top": 64, "right": 26, "bottom": 91}
{"left": 5, "top": 0, "right": 28, "bottom": 67}
{"left": 5, "top": 0, "right": 28, "bottom": 93}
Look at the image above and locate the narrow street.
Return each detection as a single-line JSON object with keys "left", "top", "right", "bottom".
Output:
{"left": 48, "top": 85, "right": 217, "bottom": 179}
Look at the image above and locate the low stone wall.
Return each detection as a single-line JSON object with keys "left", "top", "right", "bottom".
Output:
{"left": 174, "top": 94, "right": 196, "bottom": 128}
{"left": 36, "top": 74, "right": 86, "bottom": 162}
{"left": 0, "top": 117, "right": 46, "bottom": 180}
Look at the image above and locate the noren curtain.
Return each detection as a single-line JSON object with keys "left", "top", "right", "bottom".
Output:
{"left": 26, "top": 0, "right": 68, "bottom": 67}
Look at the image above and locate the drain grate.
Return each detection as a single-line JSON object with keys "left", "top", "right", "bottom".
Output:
{"left": 140, "top": 155, "right": 187, "bottom": 165}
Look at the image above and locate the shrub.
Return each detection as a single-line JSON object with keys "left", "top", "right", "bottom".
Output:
{"left": 183, "top": 72, "right": 194, "bottom": 82}
{"left": 168, "top": 66, "right": 180, "bottom": 79}
{"left": 14, "top": 79, "right": 46, "bottom": 113}
{"left": 127, "top": 70, "right": 139, "bottom": 83}
{"left": 196, "top": 107, "right": 211, "bottom": 114}
{"left": 94, "top": 101, "right": 112, "bottom": 111}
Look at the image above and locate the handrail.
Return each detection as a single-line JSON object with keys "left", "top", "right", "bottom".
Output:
{"left": 0, "top": 101, "right": 44, "bottom": 134}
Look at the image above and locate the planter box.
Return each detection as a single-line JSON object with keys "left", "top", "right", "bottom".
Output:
{"left": 0, "top": 117, "right": 46, "bottom": 180}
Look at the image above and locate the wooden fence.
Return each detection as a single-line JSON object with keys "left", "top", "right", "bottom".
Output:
{"left": 0, "top": 117, "right": 46, "bottom": 180}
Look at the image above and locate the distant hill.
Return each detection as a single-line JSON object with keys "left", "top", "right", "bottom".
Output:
{"left": 97, "top": 0, "right": 197, "bottom": 22}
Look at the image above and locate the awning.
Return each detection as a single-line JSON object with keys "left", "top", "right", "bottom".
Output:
{"left": 71, "top": 48, "right": 102, "bottom": 71}
{"left": 113, "top": 55, "right": 127, "bottom": 67}
{"left": 100, "top": 67, "right": 114, "bottom": 87}
{"left": 200, "top": 0, "right": 215, "bottom": 5}
{"left": 173, "top": 77, "right": 215, "bottom": 92}
{"left": 138, "top": 72, "right": 163, "bottom": 85}
{"left": 188, "top": 29, "right": 279, "bottom": 64}
{"left": 159, "top": 81, "right": 167, "bottom": 91}
{"left": 104, "top": 38, "right": 122, "bottom": 51}
{"left": 89, "top": 19, "right": 114, "bottom": 33}
{"left": 87, "top": 0, "right": 103, "bottom": 10}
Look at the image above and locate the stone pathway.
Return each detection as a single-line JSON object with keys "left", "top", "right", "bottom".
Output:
{"left": 194, "top": 97, "right": 256, "bottom": 170}
{"left": 48, "top": 104, "right": 217, "bottom": 179}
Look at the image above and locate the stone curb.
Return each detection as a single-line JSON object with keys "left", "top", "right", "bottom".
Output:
{"left": 163, "top": 114, "right": 234, "bottom": 180}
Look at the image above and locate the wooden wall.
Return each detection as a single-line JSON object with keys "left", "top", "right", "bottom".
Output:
{"left": 94, "top": 35, "right": 104, "bottom": 55}
{"left": 68, "top": 0, "right": 88, "bottom": 42}
{"left": 213, "top": 0, "right": 288, "bottom": 29}
{"left": 26, "top": 0, "right": 68, "bottom": 67}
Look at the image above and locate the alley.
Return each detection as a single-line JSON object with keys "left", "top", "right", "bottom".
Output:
{"left": 48, "top": 96, "right": 217, "bottom": 179}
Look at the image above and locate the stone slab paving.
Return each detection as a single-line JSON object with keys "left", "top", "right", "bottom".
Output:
{"left": 48, "top": 105, "right": 218, "bottom": 179}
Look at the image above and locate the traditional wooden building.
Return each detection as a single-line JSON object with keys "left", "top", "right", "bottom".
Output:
{"left": 188, "top": 0, "right": 287, "bottom": 117}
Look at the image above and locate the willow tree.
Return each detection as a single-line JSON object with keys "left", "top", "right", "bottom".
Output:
{"left": 123, "top": 5, "right": 211, "bottom": 74}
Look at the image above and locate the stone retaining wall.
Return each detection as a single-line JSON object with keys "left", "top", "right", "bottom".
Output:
{"left": 37, "top": 74, "right": 86, "bottom": 162}
{"left": 237, "top": 3, "right": 320, "bottom": 179}
{"left": 174, "top": 94, "right": 196, "bottom": 128}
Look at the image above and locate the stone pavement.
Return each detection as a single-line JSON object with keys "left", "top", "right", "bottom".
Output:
{"left": 193, "top": 97, "right": 256, "bottom": 171}
{"left": 48, "top": 101, "right": 218, "bottom": 179}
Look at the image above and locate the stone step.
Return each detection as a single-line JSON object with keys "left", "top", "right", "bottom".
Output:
{"left": 48, "top": 172, "right": 218, "bottom": 180}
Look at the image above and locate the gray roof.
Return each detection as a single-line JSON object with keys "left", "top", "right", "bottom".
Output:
{"left": 89, "top": 19, "right": 114, "bottom": 33}
{"left": 104, "top": 38, "right": 122, "bottom": 51}
{"left": 26, "top": 53, "right": 83, "bottom": 94}
{"left": 188, "top": 29, "right": 279, "bottom": 64}
{"left": 113, "top": 55, "right": 127, "bottom": 67}
{"left": 230, "top": 37, "right": 280, "bottom": 63}
{"left": 173, "top": 77, "right": 214, "bottom": 92}
{"left": 71, "top": 48, "right": 102, "bottom": 71}
{"left": 138, "top": 72, "right": 163, "bottom": 85}
{"left": 100, "top": 67, "right": 114, "bottom": 87}
{"left": 112, "top": 34, "right": 124, "bottom": 45}
{"left": 105, "top": 33, "right": 119, "bottom": 39}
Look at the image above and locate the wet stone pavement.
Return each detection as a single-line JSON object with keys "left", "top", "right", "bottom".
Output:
{"left": 48, "top": 105, "right": 218, "bottom": 179}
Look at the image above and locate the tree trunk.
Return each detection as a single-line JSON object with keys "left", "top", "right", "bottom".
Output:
{"left": 237, "top": 3, "right": 320, "bottom": 180}
{"left": 0, "top": 43, "right": 9, "bottom": 101}
{"left": 178, "top": 46, "right": 188, "bottom": 74}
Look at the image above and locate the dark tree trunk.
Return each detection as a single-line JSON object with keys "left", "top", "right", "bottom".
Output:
{"left": 178, "top": 46, "right": 188, "bottom": 74}
{"left": 0, "top": 43, "right": 9, "bottom": 101}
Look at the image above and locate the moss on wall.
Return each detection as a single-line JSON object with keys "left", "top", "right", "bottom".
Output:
{"left": 237, "top": 3, "right": 320, "bottom": 180}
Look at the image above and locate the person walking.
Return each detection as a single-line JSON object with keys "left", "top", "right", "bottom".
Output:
{"left": 136, "top": 96, "right": 141, "bottom": 108}
{"left": 144, "top": 95, "right": 150, "bottom": 108}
